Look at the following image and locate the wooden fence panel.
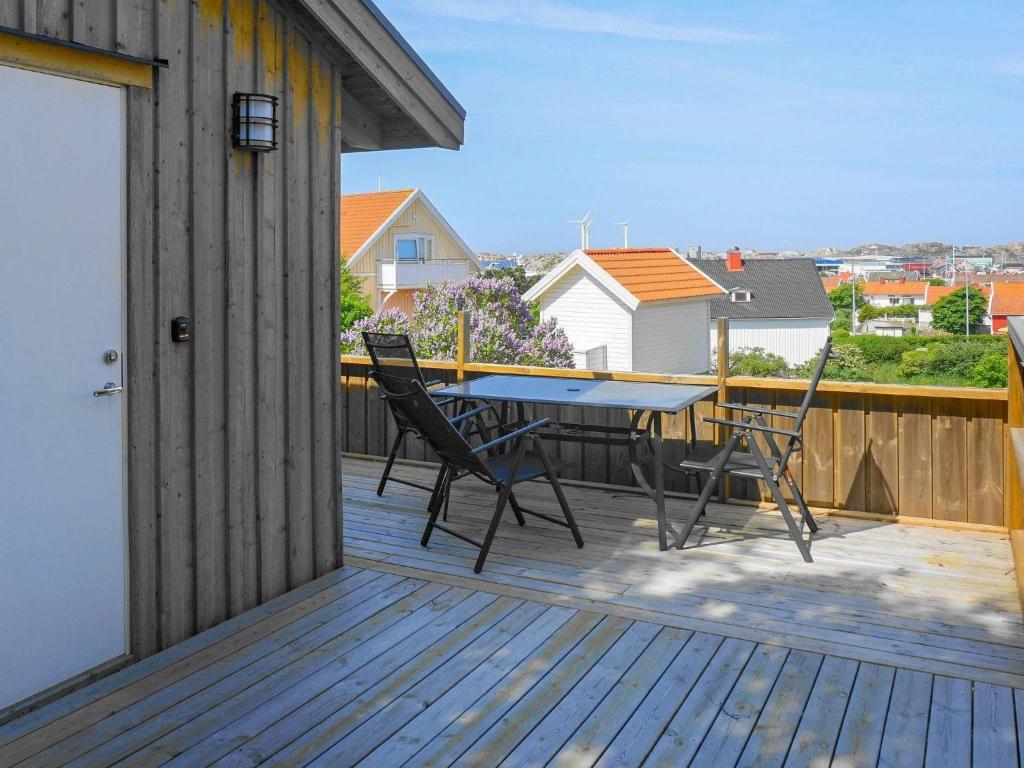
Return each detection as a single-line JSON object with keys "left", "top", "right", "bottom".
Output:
{"left": 932, "top": 399, "right": 968, "bottom": 523}
{"left": 834, "top": 394, "right": 866, "bottom": 512}
{"left": 898, "top": 398, "right": 933, "bottom": 519}
{"left": 866, "top": 394, "right": 899, "bottom": 515}
{"left": 803, "top": 394, "right": 835, "bottom": 508}
{"left": 969, "top": 399, "right": 1005, "bottom": 527}
{"left": 339, "top": 358, "right": 1010, "bottom": 528}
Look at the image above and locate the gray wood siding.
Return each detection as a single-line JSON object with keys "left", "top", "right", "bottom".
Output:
{"left": 2, "top": 1, "right": 143, "bottom": 56}
{"left": 4, "top": 0, "right": 343, "bottom": 659}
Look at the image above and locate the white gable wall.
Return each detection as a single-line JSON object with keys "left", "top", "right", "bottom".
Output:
{"left": 537, "top": 265, "right": 633, "bottom": 371}
{"left": 632, "top": 300, "right": 711, "bottom": 374}
{"left": 710, "top": 318, "right": 832, "bottom": 367}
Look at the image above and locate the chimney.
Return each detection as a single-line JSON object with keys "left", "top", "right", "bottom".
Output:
{"left": 726, "top": 247, "right": 743, "bottom": 272}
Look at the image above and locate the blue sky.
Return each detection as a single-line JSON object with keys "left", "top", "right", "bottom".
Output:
{"left": 344, "top": 1, "right": 1023, "bottom": 253}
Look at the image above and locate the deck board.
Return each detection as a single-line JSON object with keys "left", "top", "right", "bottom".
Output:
{"left": 341, "top": 460, "right": 1024, "bottom": 689}
{"left": 2, "top": 460, "right": 1022, "bottom": 767}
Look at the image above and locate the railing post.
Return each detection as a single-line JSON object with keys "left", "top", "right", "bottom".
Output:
{"left": 715, "top": 317, "right": 730, "bottom": 487}
{"left": 456, "top": 310, "right": 471, "bottom": 382}
{"left": 716, "top": 317, "right": 729, "bottom": 403}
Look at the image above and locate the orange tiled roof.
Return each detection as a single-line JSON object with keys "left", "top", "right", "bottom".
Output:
{"left": 990, "top": 282, "right": 1024, "bottom": 317}
{"left": 821, "top": 274, "right": 850, "bottom": 293}
{"left": 924, "top": 283, "right": 989, "bottom": 307}
{"left": 584, "top": 248, "right": 722, "bottom": 303}
{"left": 340, "top": 189, "right": 415, "bottom": 258}
{"left": 860, "top": 281, "right": 928, "bottom": 297}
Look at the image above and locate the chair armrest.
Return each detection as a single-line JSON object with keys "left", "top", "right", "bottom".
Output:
{"left": 448, "top": 404, "right": 492, "bottom": 425}
{"left": 717, "top": 402, "right": 798, "bottom": 420}
{"left": 704, "top": 416, "right": 801, "bottom": 440}
{"left": 471, "top": 417, "right": 551, "bottom": 454}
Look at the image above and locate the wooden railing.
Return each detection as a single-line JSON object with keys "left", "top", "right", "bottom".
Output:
{"left": 1008, "top": 319, "right": 1024, "bottom": 527}
{"left": 341, "top": 348, "right": 1012, "bottom": 530}
{"left": 1006, "top": 319, "right": 1024, "bottom": 606}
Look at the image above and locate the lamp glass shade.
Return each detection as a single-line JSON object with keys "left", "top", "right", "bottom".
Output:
{"left": 233, "top": 93, "right": 278, "bottom": 152}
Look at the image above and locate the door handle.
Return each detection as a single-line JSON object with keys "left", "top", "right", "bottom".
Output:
{"left": 93, "top": 382, "right": 123, "bottom": 397}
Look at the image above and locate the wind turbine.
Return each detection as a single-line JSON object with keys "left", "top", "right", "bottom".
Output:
{"left": 570, "top": 211, "right": 592, "bottom": 250}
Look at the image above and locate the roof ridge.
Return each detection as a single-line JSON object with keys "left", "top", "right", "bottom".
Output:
{"left": 584, "top": 247, "right": 673, "bottom": 254}
{"left": 340, "top": 188, "right": 416, "bottom": 198}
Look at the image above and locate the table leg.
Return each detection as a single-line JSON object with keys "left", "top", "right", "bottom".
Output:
{"left": 653, "top": 411, "right": 667, "bottom": 551}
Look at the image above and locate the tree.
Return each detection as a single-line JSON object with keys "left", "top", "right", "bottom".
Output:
{"left": 828, "top": 281, "right": 862, "bottom": 329}
{"left": 339, "top": 261, "right": 372, "bottom": 331}
{"left": 926, "top": 277, "right": 946, "bottom": 286}
{"left": 930, "top": 286, "right": 987, "bottom": 334}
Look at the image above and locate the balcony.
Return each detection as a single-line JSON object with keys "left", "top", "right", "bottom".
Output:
{"left": 377, "top": 259, "right": 470, "bottom": 292}
{"left": 4, "top": 326, "right": 1023, "bottom": 767}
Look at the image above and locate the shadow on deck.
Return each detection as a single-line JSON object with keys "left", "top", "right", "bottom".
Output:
{"left": 1, "top": 457, "right": 1021, "bottom": 767}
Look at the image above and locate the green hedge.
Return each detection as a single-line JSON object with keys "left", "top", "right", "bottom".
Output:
{"left": 841, "top": 333, "right": 1005, "bottom": 365}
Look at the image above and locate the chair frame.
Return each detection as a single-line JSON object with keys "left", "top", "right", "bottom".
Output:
{"left": 674, "top": 338, "right": 834, "bottom": 562}
{"left": 362, "top": 331, "right": 460, "bottom": 496}
{"left": 372, "top": 371, "right": 584, "bottom": 573}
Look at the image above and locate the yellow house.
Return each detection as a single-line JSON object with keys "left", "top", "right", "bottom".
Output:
{"left": 341, "top": 189, "right": 480, "bottom": 313}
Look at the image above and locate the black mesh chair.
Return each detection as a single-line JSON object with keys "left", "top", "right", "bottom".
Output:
{"left": 674, "top": 338, "right": 834, "bottom": 562}
{"left": 371, "top": 370, "right": 584, "bottom": 573}
{"left": 362, "top": 332, "right": 457, "bottom": 496}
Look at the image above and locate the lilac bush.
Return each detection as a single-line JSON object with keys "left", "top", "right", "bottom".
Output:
{"left": 339, "top": 275, "right": 574, "bottom": 368}
{"left": 412, "top": 276, "right": 574, "bottom": 367}
{"left": 338, "top": 307, "right": 410, "bottom": 354}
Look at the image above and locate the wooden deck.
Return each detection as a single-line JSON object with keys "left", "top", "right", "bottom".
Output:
{"left": 1, "top": 459, "right": 1022, "bottom": 767}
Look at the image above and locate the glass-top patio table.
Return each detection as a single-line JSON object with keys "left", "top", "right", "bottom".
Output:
{"left": 435, "top": 374, "right": 718, "bottom": 550}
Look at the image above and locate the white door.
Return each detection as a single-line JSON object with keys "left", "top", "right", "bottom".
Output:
{"left": 0, "top": 64, "right": 126, "bottom": 710}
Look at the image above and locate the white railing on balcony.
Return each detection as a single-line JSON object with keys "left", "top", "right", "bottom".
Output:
{"left": 377, "top": 259, "right": 470, "bottom": 291}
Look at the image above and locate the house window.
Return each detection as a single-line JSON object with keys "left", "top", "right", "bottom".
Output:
{"left": 395, "top": 234, "right": 434, "bottom": 262}
{"left": 889, "top": 297, "right": 901, "bottom": 305}
{"left": 729, "top": 289, "right": 752, "bottom": 303}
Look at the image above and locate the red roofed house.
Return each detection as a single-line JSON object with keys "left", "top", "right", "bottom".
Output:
{"left": 988, "top": 283, "right": 1024, "bottom": 333}
{"left": 821, "top": 274, "right": 852, "bottom": 293}
{"left": 919, "top": 283, "right": 990, "bottom": 327}
{"left": 523, "top": 248, "right": 725, "bottom": 373}
{"left": 341, "top": 188, "right": 480, "bottom": 313}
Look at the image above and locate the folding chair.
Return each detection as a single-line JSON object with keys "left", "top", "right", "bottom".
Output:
{"left": 371, "top": 370, "right": 584, "bottom": 573}
{"left": 362, "top": 332, "right": 476, "bottom": 496}
{"left": 674, "top": 338, "right": 834, "bottom": 562}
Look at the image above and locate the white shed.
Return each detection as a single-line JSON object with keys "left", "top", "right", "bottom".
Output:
{"left": 523, "top": 248, "right": 724, "bottom": 374}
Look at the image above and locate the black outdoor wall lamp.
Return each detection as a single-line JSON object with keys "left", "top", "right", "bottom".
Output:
{"left": 232, "top": 93, "right": 278, "bottom": 151}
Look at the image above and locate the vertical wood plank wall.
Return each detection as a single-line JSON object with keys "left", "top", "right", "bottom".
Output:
{"left": 3, "top": 1, "right": 343, "bottom": 659}
{"left": 341, "top": 359, "right": 1011, "bottom": 528}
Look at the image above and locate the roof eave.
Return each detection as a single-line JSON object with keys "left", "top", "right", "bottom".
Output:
{"left": 295, "top": 0, "right": 465, "bottom": 152}
{"left": 524, "top": 251, "right": 640, "bottom": 311}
